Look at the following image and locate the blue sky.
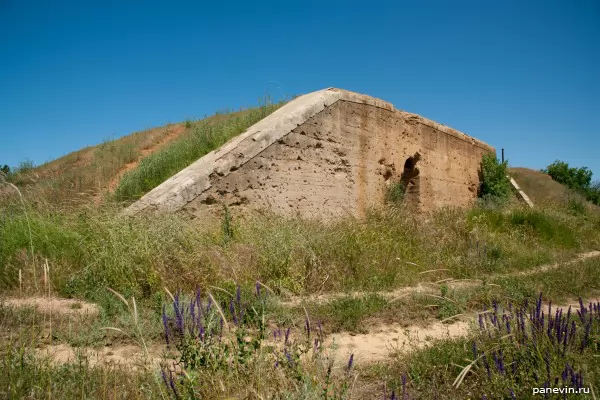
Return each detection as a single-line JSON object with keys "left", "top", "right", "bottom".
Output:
{"left": 1, "top": 0, "right": 598, "bottom": 178}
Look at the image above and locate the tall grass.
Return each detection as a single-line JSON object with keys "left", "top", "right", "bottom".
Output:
{"left": 114, "top": 99, "right": 286, "bottom": 202}
{"left": 2, "top": 197, "right": 598, "bottom": 308}
{"left": 4, "top": 124, "right": 184, "bottom": 206}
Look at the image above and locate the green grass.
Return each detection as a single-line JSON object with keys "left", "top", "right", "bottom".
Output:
{"left": 113, "top": 99, "right": 286, "bottom": 202}
{"left": 2, "top": 198, "right": 599, "bottom": 311}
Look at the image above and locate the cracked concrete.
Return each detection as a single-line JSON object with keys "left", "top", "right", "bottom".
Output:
{"left": 125, "top": 88, "right": 494, "bottom": 220}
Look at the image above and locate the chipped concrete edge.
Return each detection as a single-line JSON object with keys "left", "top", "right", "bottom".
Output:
{"left": 508, "top": 176, "right": 535, "bottom": 208}
{"left": 124, "top": 87, "right": 493, "bottom": 215}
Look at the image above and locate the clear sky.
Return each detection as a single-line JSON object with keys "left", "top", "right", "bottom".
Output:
{"left": 1, "top": 0, "right": 598, "bottom": 178}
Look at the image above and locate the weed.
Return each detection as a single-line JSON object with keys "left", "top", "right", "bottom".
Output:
{"left": 385, "top": 181, "right": 406, "bottom": 204}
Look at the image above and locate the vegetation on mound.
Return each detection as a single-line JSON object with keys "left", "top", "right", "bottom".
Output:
{"left": 1, "top": 98, "right": 287, "bottom": 207}
{"left": 543, "top": 160, "right": 600, "bottom": 206}
{"left": 113, "top": 98, "right": 286, "bottom": 202}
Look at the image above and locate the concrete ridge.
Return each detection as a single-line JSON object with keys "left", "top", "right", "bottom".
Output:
{"left": 124, "top": 87, "right": 493, "bottom": 215}
{"left": 508, "top": 175, "right": 535, "bottom": 208}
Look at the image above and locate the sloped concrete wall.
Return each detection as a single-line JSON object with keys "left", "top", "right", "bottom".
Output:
{"left": 125, "top": 88, "right": 494, "bottom": 219}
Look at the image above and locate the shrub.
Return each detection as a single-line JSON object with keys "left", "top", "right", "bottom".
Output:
{"left": 543, "top": 161, "right": 600, "bottom": 206}
{"left": 478, "top": 153, "right": 511, "bottom": 204}
{"left": 543, "top": 161, "right": 592, "bottom": 193}
{"left": 385, "top": 181, "right": 406, "bottom": 204}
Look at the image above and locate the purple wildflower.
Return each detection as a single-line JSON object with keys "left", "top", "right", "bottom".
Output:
{"left": 256, "top": 281, "right": 261, "bottom": 297}
{"left": 206, "top": 296, "right": 212, "bottom": 314}
{"left": 168, "top": 369, "right": 179, "bottom": 399}
{"left": 347, "top": 353, "right": 354, "bottom": 372}
{"left": 580, "top": 318, "right": 592, "bottom": 352}
{"left": 236, "top": 285, "right": 241, "bottom": 305}
{"left": 479, "top": 314, "right": 485, "bottom": 331}
{"left": 498, "top": 350, "right": 505, "bottom": 375}
{"left": 229, "top": 300, "right": 238, "bottom": 325}
{"left": 239, "top": 303, "right": 245, "bottom": 323}
{"left": 173, "top": 292, "right": 184, "bottom": 335}
{"left": 305, "top": 317, "right": 311, "bottom": 338}
{"left": 472, "top": 342, "right": 477, "bottom": 360}
{"left": 160, "top": 367, "right": 169, "bottom": 387}
{"left": 285, "top": 348, "right": 293, "bottom": 366}
{"left": 189, "top": 299, "right": 197, "bottom": 335}
{"left": 318, "top": 320, "right": 323, "bottom": 338}
{"left": 493, "top": 351, "right": 502, "bottom": 374}
{"left": 510, "top": 389, "right": 516, "bottom": 399}
{"left": 483, "top": 354, "right": 491, "bottom": 379}
{"left": 285, "top": 327, "right": 291, "bottom": 345}
{"left": 162, "top": 304, "right": 170, "bottom": 345}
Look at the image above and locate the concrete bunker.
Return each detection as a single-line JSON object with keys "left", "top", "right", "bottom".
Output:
{"left": 124, "top": 88, "right": 495, "bottom": 220}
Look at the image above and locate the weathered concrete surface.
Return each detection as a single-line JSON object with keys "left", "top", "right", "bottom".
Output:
{"left": 125, "top": 88, "right": 494, "bottom": 219}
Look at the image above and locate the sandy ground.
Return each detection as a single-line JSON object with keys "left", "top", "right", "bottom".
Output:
{"left": 3, "top": 296, "right": 100, "bottom": 317}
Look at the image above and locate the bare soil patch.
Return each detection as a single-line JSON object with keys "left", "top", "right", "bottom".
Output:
{"left": 106, "top": 124, "right": 186, "bottom": 194}
{"left": 36, "top": 343, "right": 167, "bottom": 370}
{"left": 326, "top": 320, "right": 471, "bottom": 365}
{"left": 2, "top": 296, "right": 100, "bottom": 317}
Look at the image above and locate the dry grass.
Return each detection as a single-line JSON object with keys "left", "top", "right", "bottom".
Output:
{"left": 509, "top": 167, "right": 598, "bottom": 211}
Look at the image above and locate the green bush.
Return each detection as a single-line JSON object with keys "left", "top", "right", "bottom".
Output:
{"left": 478, "top": 153, "right": 511, "bottom": 203}
{"left": 385, "top": 181, "right": 406, "bottom": 204}
{"left": 543, "top": 160, "right": 600, "bottom": 206}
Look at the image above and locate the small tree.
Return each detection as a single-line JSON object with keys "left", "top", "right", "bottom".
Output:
{"left": 478, "top": 152, "right": 511, "bottom": 203}
{"left": 586, "top": 180, "right": 600, "bottom": 206}
{"left": 0, "top": 165, "right": 9, "bottom": 175}
{"left": 542, "top": 160, "right": 599, "bottom": 206}
{"left": 542, "top": 160, "right": 592, "bottom": 192}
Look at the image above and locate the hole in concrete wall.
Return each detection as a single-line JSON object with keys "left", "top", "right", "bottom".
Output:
{"left": 400, "top": 152, "right": 421, "bottom": 187}
{"left": 383, "top": 169, "right": 393, "bottom": 181}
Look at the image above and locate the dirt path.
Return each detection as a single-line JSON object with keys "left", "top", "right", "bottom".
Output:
{"left": 509, "top": 250, "right": 600, "bottom": 277}
{"left": 2, "top": 296, "right": 100, "bottom": 317}
{"left": 324, "top": 296, "right": 600, "bottom": 366}
{"left": 325, "top": 320, "right": 471, "bottom": 365}
{"left": 37, "top": 343, "right": 166, "bottom": 370}
{"left": 281, "top": 250, "right": 600, "bottom": 306}
{"left": 106, "top": 124, "right": 186, "bottom": 194}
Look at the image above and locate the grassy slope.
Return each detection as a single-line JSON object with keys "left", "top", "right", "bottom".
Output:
{"left": 113, "top": 100, "right": 285, "bottom": 202}
{"left": 4, "top": 101, "right": 285, "bottom": 207}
